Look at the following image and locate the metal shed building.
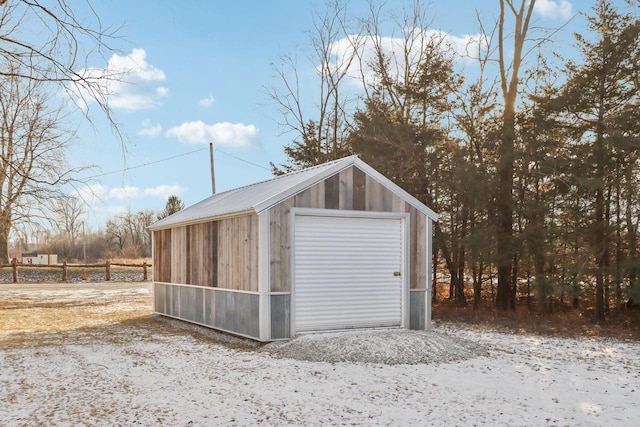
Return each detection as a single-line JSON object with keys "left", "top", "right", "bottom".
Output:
{"left": 149, "top": 155, "right": 438, "bottom": 341}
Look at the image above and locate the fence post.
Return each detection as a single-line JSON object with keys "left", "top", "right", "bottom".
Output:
{"left": 106, "top": 260, "right": 111, "bottom": 281}
{"left": 12, "top": 258, "right": 17, "bottom": 283}
{"left": 143, "top": 261, "right": 148, "bottom": 281}
{"left": 62, "top": 261, "right": 67, "bottom": 282}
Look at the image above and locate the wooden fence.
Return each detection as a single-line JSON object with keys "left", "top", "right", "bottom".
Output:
{"left": 1, "top": 260, "right": 151, "bottom": 283}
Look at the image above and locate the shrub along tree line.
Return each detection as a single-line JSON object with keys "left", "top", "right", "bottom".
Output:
{"left": 270, "top": 0, "right": 640, "bottom": 320}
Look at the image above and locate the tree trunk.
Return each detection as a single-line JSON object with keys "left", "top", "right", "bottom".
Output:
{"left": 625, "top": 162, "right": 639, "bottom": 301}
{"left": 495, "top": 0, "right": 536, "bottom": 311}
{"left": 456, "top": 245, "right": 467, "bottom": 307}
{"left": 495, "top": 110, "right": 515, "bottom": 311}
{"left": 473, "top": 261, "right": 483, "bottom": 309}
{"left": 0, "top": 220, "right": 10, "bottom": 264}
{"left": 594, "top": 120, "right": 606, "bottom": 321}
{"left": 456, "top": 202, "right": 468, "bottom": 307}
{"left": 595, "top": 185, "right": 606, "bottom": 322}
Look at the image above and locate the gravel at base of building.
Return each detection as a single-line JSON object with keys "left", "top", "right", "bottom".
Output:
{"left": 260, "top": 328, "right": 489, "bottom": 365}
{"left": 158, "top": 317, "right": 489, "bottom": 365}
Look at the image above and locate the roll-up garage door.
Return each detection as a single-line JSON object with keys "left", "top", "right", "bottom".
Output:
{"left": 293, "top": 214, "right": 403, "bottom": 332}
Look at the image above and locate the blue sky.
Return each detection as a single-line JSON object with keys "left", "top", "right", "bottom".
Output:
{"left": 63, "top": 0, "right": 626, "bottom": 229}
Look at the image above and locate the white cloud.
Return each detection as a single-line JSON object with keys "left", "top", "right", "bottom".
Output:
{"left": 534, "top": 0, "right": 573, "bottom": 20}
{"left": 199, "top": 93, "right": 215, "bottom": 107}
{"left": 109, "top": 186, "right": 142, "bottom": 201}
{"left": 72, "top": 183, "right": 109, "bottom": 205}
{"left": 74, "top": 184, "right": 185, "bottom": 205}
{"left": 328, "top": 30, "right": 489, "bottom": 86}
{"left": 104, "top": 204, "right": 129, "bottom": 216}
{"left": 69, "top": 48, "right": 168, "bottom": 111}
{"left": 165, "top": 121, "right": 260, "bottom": 147}
{"left": 139, "top": 119, "right": 162, "bottom": 137}
{"left": 144, "top": 185, "right": 187, "bottom": 199}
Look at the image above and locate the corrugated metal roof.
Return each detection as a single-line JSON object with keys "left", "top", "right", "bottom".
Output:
{"left": 149, "top": 155, "right": 438, "bottom": 230}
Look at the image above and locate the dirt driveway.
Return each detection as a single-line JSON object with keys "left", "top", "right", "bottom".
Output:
{"left": 0, "top": 282, "right": 154, "bottom": 337}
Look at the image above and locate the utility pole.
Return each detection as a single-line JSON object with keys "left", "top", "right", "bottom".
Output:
{"left": 210, "top": 142, "right": 216, "bottom": 195}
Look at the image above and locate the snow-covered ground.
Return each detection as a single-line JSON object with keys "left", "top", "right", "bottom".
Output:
{"left": 1, "top": 283, "right": 638, "bottom": 426}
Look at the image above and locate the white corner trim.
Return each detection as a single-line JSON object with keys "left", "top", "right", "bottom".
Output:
{"left": 426, "top": 218, "right": 433, "bottom": 331}
{"left": 401, "top": 211, "right": 410, "bottom": 329}
{"left": 258, "top": 211, "right": 271, "bottom": 341}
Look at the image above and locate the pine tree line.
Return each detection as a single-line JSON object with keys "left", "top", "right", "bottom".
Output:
{"left": 271, "top": 0, "right": 640, "bottom": 320}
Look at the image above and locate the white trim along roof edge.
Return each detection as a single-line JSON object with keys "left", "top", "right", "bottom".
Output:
{"left": 149, "top": 155, "right": 438, "bottom": 230}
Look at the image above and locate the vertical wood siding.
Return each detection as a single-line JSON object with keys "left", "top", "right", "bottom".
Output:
{"left": 270, "top": 198, "right": 294, "bottom": 292}
{"left": 216, "top": 214, "right": 259, "bottom": 292}
{"left": 153, "top": 214, "right": 258, "bottom": 291}
{"left": 338, "top": 167, "right": 354, "bottom": 210}
{"left": 268, "top": 165, "right": 428, "bottom": 292}
{"left": 153, "top": 167, "right": 428, "bottom": 294}
{"left": 153, "top": 229, "right": 172, "bottom": 282}
{"left": 170, "top": 226, "right": 188, "bottom": 284}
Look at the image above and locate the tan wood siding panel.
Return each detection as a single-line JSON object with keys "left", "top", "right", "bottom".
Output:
{"left": 153, "top": 230, "right": 161, "bottom": 281}
{"left": 309, "top": 181, "right": 325, "bottom": 209}
{"left": 239, "top": 214, "right": 258, "bottom": 292}
{"left": 153, "top": 229, "right": 172, "bottom": 282}
{"left": 187, "top": 224, "right": 198, "bottom": 285}
{"left": 295, "top": 188, "right": 311, "bottom": 207}
{"left": 353, "top": 167, "right": 366, "bottom": 210}
{"left": 293, "top": 181, "right": 325, "bottom": 209}
{"left": 280, "top": 198, "right": 294, "bottom": 292}
{"left": 185, "top": 226, "right": 191, "bottom": 284}
{"left": 170, "top": 226, "right": 188, "bottom": 284}
{"left": 217, "top": 218, "right": 230, "bottom": 289}
{"left": 210, "top": 221, "right": 218, "bottom": 287}
{"left": 338, "top": 167, "right": 354, "bottom": 210}
{"left": 188, "top": 222, "right": 213, "bottom": 287}
{"left": 249, "top": 213, "right": 259, "bottom": 290}
{"left": 158, "top": 217, "right": 250, "bottom": 289}
{"left": 270, "top": 200, "right": 282, "bottom": 290}
{"left": 217, "top": 214, "right": 258, "bottom": 292}
{"left": 163, "top": 229, "right": 172, "bottom": 281}
{"left": 391, "top": 192, "right": 405, "bottom": 212}
{"left": 270, "top": 198, "right": 293, "bottom": 292}
{"left": 324, "top": 174, "right": 339, "bottom": 209}
{"left": 365, "top": 174, "right": 393, "bottom": 211}
{"left": 239, "top": 215, "right": 251, "bottom": 291}
{"left": 234, "top": 217, "right": 242, "bottom": 289}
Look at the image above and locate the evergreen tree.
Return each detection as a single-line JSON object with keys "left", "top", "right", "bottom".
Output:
{"left": 158, "top": 195, "right": 185, "bottom": 220}
{"left": 548, "top": 0, "right": 640, "bottom": 320}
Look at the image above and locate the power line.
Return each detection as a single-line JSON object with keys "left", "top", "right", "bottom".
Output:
{"left": 82, "top": 148, "right": 207, "bottom": 179}
{"left": 214, "top": 148, "right": 271, "bottom": 171}
{"left": 80, "top": 146, "right": 271, "bottom": 180}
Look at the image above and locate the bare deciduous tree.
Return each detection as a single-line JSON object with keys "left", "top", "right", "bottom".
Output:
{"left": 0, "top": 0, "right": 121, "bottom": 124}
{"left": 0, "top": 68, "right": 86, "bottom": 263}
{"left": 268, "top": 0, "right": 361, "bottom": 172}
{"left": 106, "top": 208, "right": 155, "bottom": 258}
{"left": 51, "top": 195, "right": 85, "bottom": 243}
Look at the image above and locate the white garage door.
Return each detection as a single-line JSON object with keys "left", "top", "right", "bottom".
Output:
{"left": 293, "top": 214, "right": 404, "bottom": 332}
